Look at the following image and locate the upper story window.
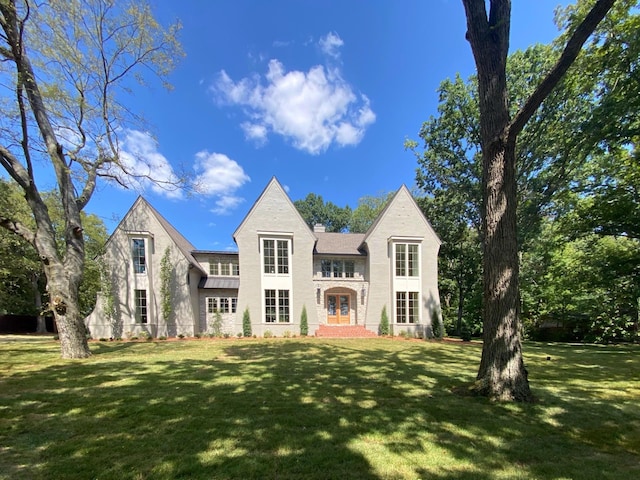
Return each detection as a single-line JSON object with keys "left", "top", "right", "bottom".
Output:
{"left": 209, "top": 258, "right": 239, "bottom": 276}
{"left": 263, "top": 239, "right": 289, "bottom": 275}
{"left": 395, "top": 243, "right": 419, "bottom": 277}
{"left": 132, "top": 239, "right": 146, "bottom": 274}
{"left": 321, "top": 259, "right": 355, "bottom": 278}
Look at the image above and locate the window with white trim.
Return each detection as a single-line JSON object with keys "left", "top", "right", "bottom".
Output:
{"left": 264, "top": 289, "right": 290, "bottom": 323}
{"left": 135, "top": 289, "right": 148, "bottom": 323}
{"left": 132, "top": 239, "right": 146, "bottom": 274}
{"left": 263, "top": 239, "right": 289, "bottom": 275}
{"left": 395, "top": 243, "right": 419, "bottom": 277}
{"left": 207, "top": 296, "right": 237, "bottom": 314}
{"left": 209, "top": 259, "right": 239, "bottom": 276}
{"left": 396, "top": 291, "right": 420, "bottom": 323}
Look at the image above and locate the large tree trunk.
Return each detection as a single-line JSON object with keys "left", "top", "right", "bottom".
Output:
{"left": 462, "top": 0, "right": 533, "bottom": 402}
{"left": 475, "top": 138, "right": 531, "bottom": 401}
{"left": 43, "top": 252, "right": 91, "bottom": 358}
{"left": 462, "top": 0, "right": 616, "bottom": 401}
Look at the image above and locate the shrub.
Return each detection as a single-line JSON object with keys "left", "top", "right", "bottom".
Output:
{"left": 210, "top": 310, "right": 223, "bottom": 338}
{"left": 194, "top": 333, "right": 202, "bottom": 339}
{"left": 431, "top": 316, "right": 443, "bottom": 340}
{"left": 283, "top": 330, "right": 292, "bottom": 338}
{"left": 300, "top": 305, "right": 309, "bottom": 336}
{"left": 460, "top": 321, "right": 472, "bottom": 342}
{"left": 237, "top": 332, "right": 243, "bottom": 338}
{"left": 242, "top": 308, "right": 252, "bottom": 337}
{"left": 379, "top": 306, "right": 390, "bottom": 336}
{"left": 263, "top": 330, "right": 273, "bottom": 339}
{"left": 158, "top": 336, "right": 167, "bottom": 341}
{"left": 178, "top": 333, "right": 185, "bottom": 339}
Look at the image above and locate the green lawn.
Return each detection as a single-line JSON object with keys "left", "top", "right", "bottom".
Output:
{"left": 0, "top": 336, "right": 638, "bottom": 480}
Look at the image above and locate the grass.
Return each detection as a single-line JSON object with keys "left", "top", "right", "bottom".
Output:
{"left": 0, "top": 336, "right": 638, "bottom": 480}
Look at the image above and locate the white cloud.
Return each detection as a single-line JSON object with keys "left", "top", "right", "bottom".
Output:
{"left": 211, "top": 34, "right": 375, "bottom": 155}
{"left": 193, "top": 151, "right": 250, "bottom": 214}
{"left": 106, "top": 130, "right": 182, "bottom": 199}
{"left": 319, "top": 32, "right": 344, "bottom": 59}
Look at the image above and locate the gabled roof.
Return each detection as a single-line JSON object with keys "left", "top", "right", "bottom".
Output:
{"left": 363, "top": 185, "right": 441, "bottom": 245}
{"left": 107, "top": 196, "right": 207, "bottom": 276}
{"left": 233, "top": 177, "right": 316, "bottom": 243}
{"left": 314, "top": 232, "right": 366, "bottom": 256}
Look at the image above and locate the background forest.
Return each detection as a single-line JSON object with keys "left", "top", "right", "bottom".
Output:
{"left": 1, "top": 2, "right": 638, "bottom": 345}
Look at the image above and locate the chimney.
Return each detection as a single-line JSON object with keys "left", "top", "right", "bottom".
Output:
{"left": 314, "top": 224, "right": 326, "bottom": 233}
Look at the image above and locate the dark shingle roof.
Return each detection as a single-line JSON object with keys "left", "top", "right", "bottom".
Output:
{"left": 314, "top": 232, "right": 366, "bottom": 256}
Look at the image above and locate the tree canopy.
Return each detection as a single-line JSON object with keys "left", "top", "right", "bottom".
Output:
{"left": 0, "top": 0, "right": 182, "bottom": 357}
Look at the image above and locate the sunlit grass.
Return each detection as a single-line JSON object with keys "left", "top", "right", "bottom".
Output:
{"left": 0, "top": 336, "right": 638, "bottom": 479}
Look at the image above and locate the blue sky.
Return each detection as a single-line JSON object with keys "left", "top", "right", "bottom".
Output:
{"left": 86, "top": 0, "right": 569, "bottom": 251}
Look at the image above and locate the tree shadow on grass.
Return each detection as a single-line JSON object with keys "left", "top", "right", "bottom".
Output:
{"left": 0, "top": 339, "right": 638, "bottom": 479}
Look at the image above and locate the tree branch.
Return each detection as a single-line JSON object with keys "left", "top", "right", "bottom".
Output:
{"left": 509, "top": 0, "right": 616, "bottom": 140}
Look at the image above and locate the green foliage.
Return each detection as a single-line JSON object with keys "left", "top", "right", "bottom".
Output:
{"left": 349, "top": 192, "right": 394, "bottom": 233}
{"left": 263, "top": 330, "right": 273, "bottom": 339}
{"left": 242, "top": 308, "right": 252, "bottom": 337}
{"left": 378, "top": 306, "right": 390, "bottom": 336}
{"left": 521, "top": 221, "right": 640, "bottom": 344}
{"left": 431, "top": 314, "right": 443, "bottom": 340}
{"left": 300, "top": 305, "right": 309, "bottom": 336}
{"left": 294, "top": 193, "right": 352, "bottom": 232}
{"left": 209, "top": 310, "right": 223, "bottom": 338}
{"left": 97, "top": 258, "right": 116, "bottom": 321}
{"left": 160, "top": 246, "right": 173, "bottom": 323}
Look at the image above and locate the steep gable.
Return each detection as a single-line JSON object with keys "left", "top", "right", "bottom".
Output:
{"left": 233, "top": 177, "right": 316, "bottom": 243}
{"left": 106, "top": 196, "right": 206, "bottom": 275}
{"left": 363, "top": 185, "right": 441, "bottom": 245}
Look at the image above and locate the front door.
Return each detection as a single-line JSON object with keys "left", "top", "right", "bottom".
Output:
{"left": 327, "top": 294, "right": 350, "bottom": 324}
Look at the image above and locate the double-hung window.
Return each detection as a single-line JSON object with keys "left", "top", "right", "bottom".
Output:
{"left": 132, "top": 239, "right": 146, "bottom": 274}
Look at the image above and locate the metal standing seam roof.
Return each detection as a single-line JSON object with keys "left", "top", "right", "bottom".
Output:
{"left": 313, "top": 232, "right": 367, "bottom": 256}
{"left": 198, "top": 276, "right": 240, "bottom": 289}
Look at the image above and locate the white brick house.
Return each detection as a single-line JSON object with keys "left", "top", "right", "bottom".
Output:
{"left": 85, "top": 177, "right": 442, "bottom": 338}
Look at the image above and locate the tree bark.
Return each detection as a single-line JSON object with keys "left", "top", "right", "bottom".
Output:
{"left": 462, "top": 0, "right": 616, "bottom": 401}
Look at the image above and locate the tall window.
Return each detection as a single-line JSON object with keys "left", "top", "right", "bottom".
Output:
{"left": 321, "top": 260, "right": 332, "bottom": 278}
{"left": 396, "top": 291, "right": 419, "bottom": 323}
{"left": 395, "top": 243, "right": 419, "bottom": 277}
{"left": 277, "top": 240, "right": 289, "bottom": 274}
{"left": 207, "top": 297, "right": 217, "bottom": 313}
{"left": 332, "top": 260, "right": 343, "bottom": 278}
{"left": 263, "top": 239, "right": 289, "bottom": 275}
{"left": 209, "top": 262, "right": 219, "bottom": 275}
{"left": 132, "top": 239, "right": 146, "bottom": 274}
{"left": 263, "top": 240, "right": 275, "bottom": 274}
{"left": 135, "top": 289, "right": 148, "bottom": 323}
{"left": 278, "top": 289, "right": 290, "bottom": 322}
{"left": 344, "top": 261, "right": 355, "bottom": 278}
{"left": 265, "top": 289, "right": 276, "bottom": 322}
{"left": 220, "top": 263, "right": 230, "bottom": 276}
{"left": 232, "top": 261, "right": 240, "bottom": 276}
{"left": 265, "top": 289, "right": 290, "bottom": 323}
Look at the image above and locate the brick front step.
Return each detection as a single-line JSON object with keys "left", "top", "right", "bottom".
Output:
{"left": 315, "top": 324, "right": 378, "bottom": 338}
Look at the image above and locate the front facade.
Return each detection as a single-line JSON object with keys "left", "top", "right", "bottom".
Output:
{"left": 85, "top": 177, "right": 442, "bottom": 338}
